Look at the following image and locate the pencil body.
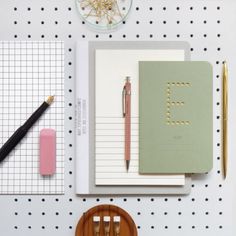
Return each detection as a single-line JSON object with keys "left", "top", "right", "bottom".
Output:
{"left": 0, "top": 97, "right": 53, "bottom": 162}
{"left": 125, "top": 82, "right": 131, "bottom": 171}
{"left": 123, "top": 77, "right": 131, "bottom": 171}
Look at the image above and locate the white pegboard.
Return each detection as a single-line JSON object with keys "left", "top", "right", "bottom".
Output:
{"left": 0, "top": 0, "right": 236, "bottom": 235}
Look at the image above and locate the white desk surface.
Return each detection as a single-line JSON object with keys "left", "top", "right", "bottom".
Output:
{"left": 0, "top": 0, "right": 236, "bottom": 235}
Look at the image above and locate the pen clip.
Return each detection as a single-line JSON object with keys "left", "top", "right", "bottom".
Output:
{"left": 122, "top": 85, "right": 126, "bottom": 117}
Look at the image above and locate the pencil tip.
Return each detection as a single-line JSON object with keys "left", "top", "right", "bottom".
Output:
{"left": 126, "top": 160, "right": 130, "bottom": 172}
{"left": 46, "top": 95, "right": 54, "bottom": 105}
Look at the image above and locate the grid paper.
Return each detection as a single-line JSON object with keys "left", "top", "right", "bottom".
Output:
{"left": 0, "top": 41, "right": 64, "bottom": 194}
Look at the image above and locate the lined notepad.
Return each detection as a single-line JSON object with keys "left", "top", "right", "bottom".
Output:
{"left": 95, "top": 49, "right": 185, "bottom": 186}
{"left": 0, "top": 41, "right": 64, "bottom": 194}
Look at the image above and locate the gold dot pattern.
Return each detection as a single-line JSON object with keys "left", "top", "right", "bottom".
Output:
{"left": 166, "top": 82, "right": 190, "bottom": 125}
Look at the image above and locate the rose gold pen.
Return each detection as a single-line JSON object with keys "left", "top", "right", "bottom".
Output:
{"left": 122, "top": 76, "right": 131, "bottom": 172}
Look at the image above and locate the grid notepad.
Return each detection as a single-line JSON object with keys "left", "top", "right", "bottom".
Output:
{"left": 0, "top": 41, "right": 64, "bottom": 194}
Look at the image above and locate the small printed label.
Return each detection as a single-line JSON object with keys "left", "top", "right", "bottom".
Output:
{"left": 76, "top": 98, "right": 87, "bottom": 136}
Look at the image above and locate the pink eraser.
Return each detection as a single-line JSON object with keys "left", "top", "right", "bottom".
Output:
{"left": 40, "top": 129, "right": 56, "bottom": 176}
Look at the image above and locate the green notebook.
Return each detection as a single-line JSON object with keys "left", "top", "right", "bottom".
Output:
{"left": 139, "top": 61, "right": 213, "bottom": 174}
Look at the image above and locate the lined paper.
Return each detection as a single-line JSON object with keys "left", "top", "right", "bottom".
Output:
{"left": 0, "top": 41, "right": 64, "bottom": 194}
{"left": 95, "top": 49, "right": 185, "bottom": 186}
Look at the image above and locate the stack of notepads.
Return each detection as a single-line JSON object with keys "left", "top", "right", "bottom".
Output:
{"left": 76, "top": 41, "right": 213, "bottom": 195}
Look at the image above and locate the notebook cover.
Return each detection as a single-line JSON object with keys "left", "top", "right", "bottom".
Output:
{"left": 139, "top": 61, "right": 213, "bottom": 174}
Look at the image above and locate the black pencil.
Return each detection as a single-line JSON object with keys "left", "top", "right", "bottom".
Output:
{"left": 0, "top": 96, "right": 54, "bottom": 163}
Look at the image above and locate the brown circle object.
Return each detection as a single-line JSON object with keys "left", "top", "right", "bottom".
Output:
{"left": 75, "top": 204, "right": 138, "bottom": 236}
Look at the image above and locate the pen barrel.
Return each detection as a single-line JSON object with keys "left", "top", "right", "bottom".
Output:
{"left": 23, "top": 102, "right": 49, "bottom": 129}
{"left": 0, "top": 127, "right": 27, "bottom": 162}
{"left": 124, "top": 94, "right": 131, "bottom": 161}
{"left": 222, "top": 64, "right": 228, "bottom": 178}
